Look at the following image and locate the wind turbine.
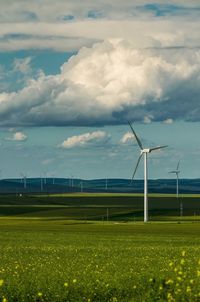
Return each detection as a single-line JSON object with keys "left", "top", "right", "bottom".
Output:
{"left": 20, "top": 173, "right": 27, "bottom": 190}
{"left": 128, "top": 122, "right": 167, "bottom": 222}
{"left": 43, "top": 171, "right": 47, "bottom": 185}
{"left": 80, "top": 180, "right": 83, "bottom": 193}
{"left": 169, "top": 161, "right": 180, "bottom": 198}
{"left": 105, "top": 178, "right": 108, "bottom": 191}
{"left": 40, "top": 174, "right": 43, "bottom": 192}
{"left": 70, "top": 175, "right": 74, "bottom": 188}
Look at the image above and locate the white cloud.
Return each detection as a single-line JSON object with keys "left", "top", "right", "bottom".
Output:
{"left": 41, "top": 158, "right": 54, "bottom": 165}
{"left": 0, "top": 39, "right": 200, "bottom": 126}
{"left": 120, "top": 131, "right": 135, "bottom": 144}
{"left": 143, "top": 116, "right": 152, "bottom": 124}
{"left": 0, "top": 1, "right": 200, "bottom": 23}
{"left": 0, "top": 1, "right": 200, "bottom": 53}
{"left": 7, "top": 131, "right": 27, "bottom": 141}
{"left": 13, "top": 57, "right": 32, "bottom": 74}
{"left": 60, "top": 131, "right": 109, "bottom": 149}
{"left": 0, "top": 35, "right": 97, "bottom": 52}
{"left": 163, "top": 118, "right": 173, "bottom": 124}
{"left": 0, "top": 20, "right": 200, "bottom": 52}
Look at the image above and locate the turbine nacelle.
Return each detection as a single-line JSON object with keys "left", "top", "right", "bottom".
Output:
{"left": 140, "top": 145, "right": 168, "bottom": 154}
{"left": 169, "top": 170, "right": 180, "bottom": 174}
{"left": 169, "top": 161, "right": 181, "bottom": 176}
{"left": 141, "top": 149, "right": 150, "bottom": 154}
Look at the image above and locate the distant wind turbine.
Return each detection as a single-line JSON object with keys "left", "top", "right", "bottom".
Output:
{"left": 128, "top": 121, "right": 167, "bottom": 223}
{"left": 43, "top": 171, "right": 47, "bottom": 185}
{"left": 40, "top": 174, "right": 43, "bottom": 192}
{"left": 20, "top": 173, "right": 27, "bottom": 190}
{"left": 70, "top": 175, "right": 74, "bottom": 188}
{"left": 105, "top": 178, "right": 108, "bottom": 190}
{"left": 80, "top": 180, "right": 83, "bottom": 192}
{"left": 169, "top": 161, "right": 180, "bottom": 198}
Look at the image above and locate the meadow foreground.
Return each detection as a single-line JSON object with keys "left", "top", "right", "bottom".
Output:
{"left": 0, "top": 219, "right": 199, "bottom": 302}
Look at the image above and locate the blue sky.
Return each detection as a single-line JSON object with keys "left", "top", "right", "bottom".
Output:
{"left": 0, "top": 0, "right": 200, "bottom": 179}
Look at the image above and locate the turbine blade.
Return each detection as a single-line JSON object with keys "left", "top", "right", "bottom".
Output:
{"left": 132, "top": 154, "right": 143, "bottom": 181}
{"left": 169, "top": 171, "right": 176, "bottom": 174}
{"left": 150, "top": 145, "right": 168, "bottom": 152}
{"left": 128, "top": 121, "right": 143, "bottom": 150}
{"left": 177, "top": 160, "right": 180, "bottom": 171}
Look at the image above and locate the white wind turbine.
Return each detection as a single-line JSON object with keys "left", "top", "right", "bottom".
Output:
{"left": 169, "top": 161, "right": 180, "bottom": 198}
{"left": 20, "top": 173, "right": 27, "bottom": 190}
{"left": 128, "top": 122, "right": 167, "bottom": 222}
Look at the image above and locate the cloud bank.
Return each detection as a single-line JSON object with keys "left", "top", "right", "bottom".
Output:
{"left": 1, "top": 1, "right": 200, "bottom": 51}
{"left": 0, "top": 40, "right": 200, "bottom": 126}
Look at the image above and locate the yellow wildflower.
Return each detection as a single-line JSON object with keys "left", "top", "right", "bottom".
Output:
{"left": 0, "top": 280, "right": 4, "bottom": 286}
{"left": 64, "top": 282, "right": 68, "bottom": 287}
{"left": 167, "top": 292, "right": 173, "bottom": 301}
{"left": 37, "top": 292, "right": 43, "bottom": 297}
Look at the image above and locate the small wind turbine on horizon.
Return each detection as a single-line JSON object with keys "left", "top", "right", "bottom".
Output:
{"left": 70, "top": 175, "right": 74, "bottom": 188}
{"left": 80, "top": 179, "right": 83, "bottom": 193}
{"left": 169, "top": 161, "right": 180, "bottom": 198}
{"left": 105, "top": 178, "right": 108, "bottom": 190}
{"left": 128, "top": 121, "right": 168, "bottom": 223}
{"left": 20, "top": 173, "right": 27, "bottom": 190}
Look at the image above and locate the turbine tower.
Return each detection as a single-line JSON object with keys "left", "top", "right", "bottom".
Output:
{"left": 128, "top": 122, "right": 167, "bottom": 223}
{"left": 169, "top": 161, "right": 180, "bottom": 198}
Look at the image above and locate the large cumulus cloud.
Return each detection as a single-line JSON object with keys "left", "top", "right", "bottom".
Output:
{"left": 0, "top": 39, "right": 200, "bottom": 126}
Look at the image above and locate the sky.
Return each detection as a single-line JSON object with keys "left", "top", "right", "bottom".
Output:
{"left": 0, "top": 0, "right": 200, "bottom": 179}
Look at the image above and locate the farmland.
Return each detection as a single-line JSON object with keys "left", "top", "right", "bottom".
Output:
{"left": 0, "top": 193, "right": 199, "bottom": 221}
{"left": 0, "top": 193, "right": 199, "bottom": 301}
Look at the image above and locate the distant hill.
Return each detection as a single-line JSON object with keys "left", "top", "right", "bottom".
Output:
{"left": 0, "top": 178, "right": 200, "bottom": 194}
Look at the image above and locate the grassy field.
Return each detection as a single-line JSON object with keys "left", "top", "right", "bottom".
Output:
{"left": 0, "top": 194, "right": 199, "bottom": 301}
{"left": 0, "top": 193, "right": 200, "bottom": 221}
{"left": 0, "top": 219, "right": 199, "bottom": 301}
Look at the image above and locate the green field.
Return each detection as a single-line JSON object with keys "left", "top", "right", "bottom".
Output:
{"left": 0, "top": 194, "right": 199, "bottom": 301}
{"left": 0, "top": 193, "right": 199, "bottom": 221}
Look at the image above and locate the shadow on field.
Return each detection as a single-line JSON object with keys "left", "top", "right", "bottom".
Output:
{"left": 0, "top": 194, "right": 199, "bottom": 222}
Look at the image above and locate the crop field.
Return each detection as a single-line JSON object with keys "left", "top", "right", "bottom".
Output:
{"left": 0, "top": 194, "right": 199, "bottom": 301}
